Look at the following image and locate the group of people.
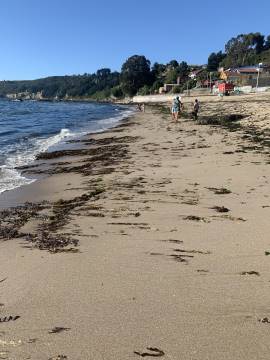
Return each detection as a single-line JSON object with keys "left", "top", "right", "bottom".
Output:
{"left": 171, "top": 96, "right": 200, "bottom": 122}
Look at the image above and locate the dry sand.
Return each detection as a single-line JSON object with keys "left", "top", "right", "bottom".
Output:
{"left": 0, "top": 93, "right": 270, "bottom": 359}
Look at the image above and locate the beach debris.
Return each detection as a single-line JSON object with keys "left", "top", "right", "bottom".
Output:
{"left": 222, "top": 215, "right": 246, "bottom": 222}
{"left": 211, "top": 215, "right": 246, "bottom": 222}
{"left": 48, "top": 356, "right": 67, "bottom": 360}
{"left": 134, "top": 347, "right": 165, "bottom": 357}
{"left": 0, "top": 316, "right": 20, "bottom": 323}
{"left": 206, "top": 187, "right": 231, "bottom": 195}
{"left": 259, "top": 317, "right": 270, "bottom": 324}
{"left": 162, "top": 239, "right": 183, "bottom": 244}
{"left": 169, "top": 254, "right": 189, "bottom": 263}
{"left": 197, "top": 113, "right": 246, "bottom": 128}
{"left": 27, "top": 338, "right": 38, "bottom": 343}
{"left": 0, "top": 278, "right": 7, "bottom": 284}
{"left": 197, "top": 269, "right": 209, "bottom": 273}
{"left": 49, "top": 327, "right": 70, "bottom": 334}
{"left": 240, "top": 271, "right": 260, "bottom": 276}
{"left": 107, "top": 222, "right": 149, "bottom": 227}
{"left": 265, "top": 251, "right": 270, "bottom": 256}
{"left": 182, "top": 215, "right": 208, "bottom": 222}
{"left": 68, "top": 135, "right": 140, "bottom": 146}
{"left": 25, "top": 232, "right": 78, "bottom": 253}
{"left": 0, "top": 202, "right": 48, "bottom": 242}
{"left": 182, "top": 199, "right": 199, "bottom": 205}
{"left": 174, "top": 249, "right": 211, "bottom": 255}
{"left": 211, "top": 206, "right": 230, "bottom": 213}
{"left": 23, "top": 188, "right": 105, "bottom": 252}
{"left": 86, "top": 212, "right": 105, "bottom": 217}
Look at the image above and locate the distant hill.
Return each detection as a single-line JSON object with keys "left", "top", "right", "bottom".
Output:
{"left": 0, "top": 70, "right": 120, "bottom": 100}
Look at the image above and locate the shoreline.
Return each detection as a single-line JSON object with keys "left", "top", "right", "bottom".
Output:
{"left": 0, "top": 104, "right": 136, "bottom": 207}
{"left": 0, "top": 93, "right": 270, "bottom": 359}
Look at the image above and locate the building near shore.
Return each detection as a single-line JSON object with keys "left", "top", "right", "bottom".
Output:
{"left": 220, "top": 65, "right": 270, "bottom": 87}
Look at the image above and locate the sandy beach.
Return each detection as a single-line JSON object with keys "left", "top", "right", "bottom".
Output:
{"left": 0, "top": 93, "right": 270, "bottom": 359}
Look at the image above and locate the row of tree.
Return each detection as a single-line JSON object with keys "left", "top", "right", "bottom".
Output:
{"left": 0, "top": 32, "right": 269, "bottom": 100}
{"left": 207, "top": 32, "right": 270, "bottom": 71}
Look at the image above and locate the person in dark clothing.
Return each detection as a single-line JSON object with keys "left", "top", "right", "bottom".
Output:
{"left": 192, "top": 99, "right": 200, "bottom": 120}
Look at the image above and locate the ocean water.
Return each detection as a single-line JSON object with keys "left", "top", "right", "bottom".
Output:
{"left": 0, "top": 99, "right": 134, "bottom": 194}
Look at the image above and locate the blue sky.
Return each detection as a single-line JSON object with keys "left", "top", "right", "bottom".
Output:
{"left": 1, "top": 0, "right": 270, "bottom": 80}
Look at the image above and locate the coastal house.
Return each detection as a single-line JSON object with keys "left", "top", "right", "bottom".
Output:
{"left": 189, "top": 68, "right": 204, "bottom": 80}
{"left": 220, "top": 65, "right": 270, "bottom": 87}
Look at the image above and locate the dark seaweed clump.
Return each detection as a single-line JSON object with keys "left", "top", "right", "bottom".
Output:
{"left": 197, "top": 114, "right": 246, "bottom": 131}
{"left": 0, "top": 202, "right": 47, "bottom": 240}
{"left": 25, "top": 188, "right": 105, "bottom": 252}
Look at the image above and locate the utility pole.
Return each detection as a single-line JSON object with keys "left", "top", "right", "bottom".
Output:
{"left": 256, "top": 63, "right": 263, "bottom": 91}
{"left": 210, "top": 72, "right": 212, "bottom": 93}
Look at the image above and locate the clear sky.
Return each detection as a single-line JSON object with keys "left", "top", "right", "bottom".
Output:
{"left": 1, "top": 0, "right": 270, "bottom": 80}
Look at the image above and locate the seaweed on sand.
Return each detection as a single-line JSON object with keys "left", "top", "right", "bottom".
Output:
{"left": 211, "top": 206, "right": 230, "bottom": 213}
{"left": 0, "top": 202, "right": 48, "bottom": 240}
{"left": 197, "top": 114, "right": 246, "bottom": 131}
{"left": 36, "top": 144, "right": 128, "bottom": 160}
{"left": 206, "top": 187, "right": 231, "bottom": 195}
{"left": 1, "top": 188, "right": 105, "bottom": 252}
{"left": 67, "top": 135, "right": 140, "bottom": 145}
{"left": 24, "top": 188, "right": 106, "bottom": 252}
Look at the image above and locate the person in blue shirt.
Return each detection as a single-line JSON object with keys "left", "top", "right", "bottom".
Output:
{"left": 171, "top": 96, "right": 183, "bottom": 122}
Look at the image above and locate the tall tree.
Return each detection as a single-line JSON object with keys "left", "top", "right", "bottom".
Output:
{"left": 222, "top": 33, "right": 265, "bottom": 68}
{"left": 265, "top": 35, "right": 270, "bottom": 51}
{"left": 151, "top": 62, "right": 166, "bottom": 80}
{"left": 178, "top": 61, "right": 189, "bottom": 81}
{"left": 167, "top": 60, "right": 179, "bottom": 69}
{"left": 252, "top": 32, "right": 265, "bottom": 54}
{"left": 120, "top": 55, "right": 152, "bottom": 96}
{"left": 207, "top": 51, "right": 226, "bottom": 71}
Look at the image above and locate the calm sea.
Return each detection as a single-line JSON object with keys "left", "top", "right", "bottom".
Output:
{"left": 0, "top": 99, "right": 134, "bottom": 194}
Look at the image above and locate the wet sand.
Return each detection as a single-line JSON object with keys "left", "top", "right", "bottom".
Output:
{"left": 0, "top": 93, "right": 270, "bottom": 359}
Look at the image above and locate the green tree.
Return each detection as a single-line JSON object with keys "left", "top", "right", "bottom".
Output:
{"left": 178, "top": 61, "right": 189, "bottom": 82}
{"left": 207, "top": 51, "right": 226, "bottom": 71}
{"left": 137, "top": 85, "right": 151, "bottom": 95}
{"left": 120, "top": 55, "right": 152, "bottom": 96}
{"left": 151, "top": 62, "right": 166, "bottom": 80}
{"left": 265, "top": 35, "right": 270, "bottom": 51}
{"left": 222, "top": 33, "right": 266, "bottom": 68}
{"left": 151, "top": 80, "right": 164, "bottom": 93}
{"left": 165, "top": 69, "right": 178, "bottom": 83}
{"left": 167, "top": 60, "right": 179, "bottom": 69}
{"left": 111, "top": 86, "right": 123, "bottom": 98}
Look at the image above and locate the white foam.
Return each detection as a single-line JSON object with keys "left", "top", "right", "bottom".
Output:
{"left": 0, "top": 107, "right": 135, "bottom": 194}
{"left": 0, "top": 167, "right": 35, "bottom": 194}
{"left": 0, "top": 128, "right": 75, "bottom": 194}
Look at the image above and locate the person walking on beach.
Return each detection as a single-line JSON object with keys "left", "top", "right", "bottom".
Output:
{"left": 192, "top": 99, "right": 200, "bottom": 120}
{"left": 137, "top": 103, "right": 145, "bottom": 112}
{"left": 171, "top": 96, "right": 183, "bottom": 122}
{"left": 141, "top": 103, "right": 145, "bottom": 112}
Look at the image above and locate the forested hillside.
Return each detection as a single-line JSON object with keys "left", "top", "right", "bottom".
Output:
{"left": 1, "top": 32, "right": 269, "bottom": 100}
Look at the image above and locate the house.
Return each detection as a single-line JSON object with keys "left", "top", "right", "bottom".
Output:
{"left": 189, "top": 68, "right": 204, "bottom": 80}
{"left": 220, "top": 65, "right": 270, "bottom": 87}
